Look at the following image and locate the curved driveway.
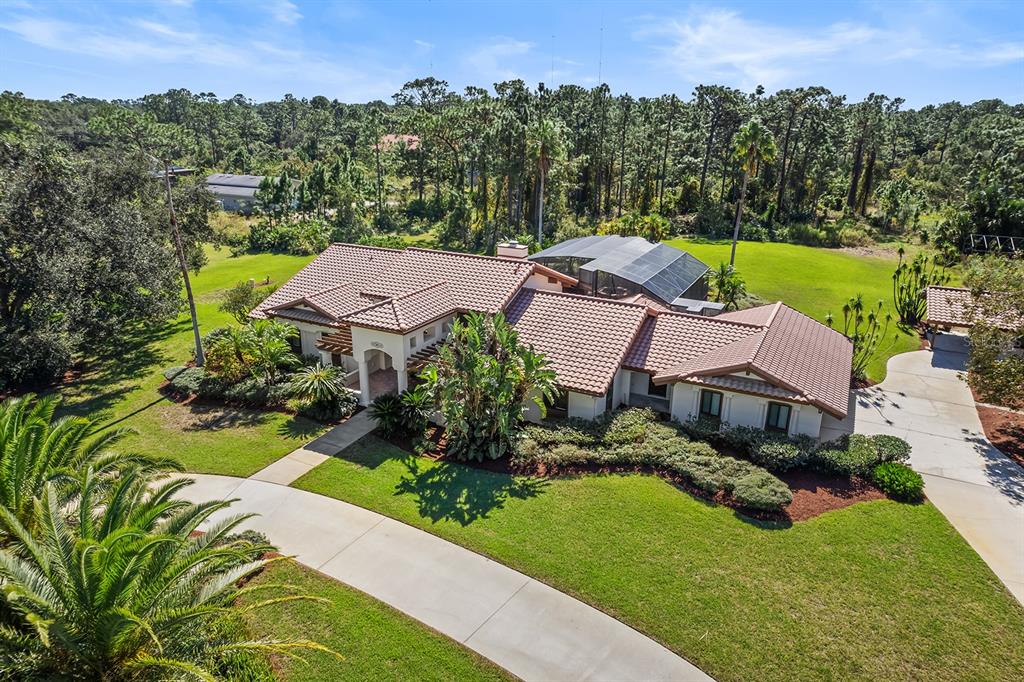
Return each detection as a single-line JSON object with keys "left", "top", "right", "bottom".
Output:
{"left": 178, "top": 473, "right": 712, "bottom": 681}
{"left": 823, "top": 333, "right": 1024, "bottom": 603}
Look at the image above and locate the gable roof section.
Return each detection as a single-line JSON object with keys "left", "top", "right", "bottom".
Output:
{"left": 622, "top": 313, "right": 762, "bottom": 375}
{"left": 505, "top": 289, "right": 648, "bottom": 396}
{"left": 253, "top": 244, "right": 403, "bottom": 321}
{"left": 652, "top": 303, "right": 853, "bottom": 418}
{"left": 344, "top": 282, "right": 454, "bottom": 332}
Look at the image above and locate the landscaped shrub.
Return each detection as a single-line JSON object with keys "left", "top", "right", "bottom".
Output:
{"left": 732, "top": 470, "right": 794, "bottom": 510}
{"left": 221, "top": 376, "right": 291, "bottom": 408}
{"left": 369, "top": 393, "right": 405, "bottom": 436}
{"left": 514, "top": 408, "right": 793, "bottom": 512}
{"left": 810, "top": 434, "right": 911, "bottom": 477}
{"left": 872, "top": 461, "right": 924, "bottom": 502}
{"left": 165, "top": 366, "right": 209, "bottom": 396}
{"left": 750, "top": 440, "right": 807, "bottom": 472}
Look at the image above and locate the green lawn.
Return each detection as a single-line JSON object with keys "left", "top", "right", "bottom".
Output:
{"left": 665, "top": 238, "right": 957, "bottom": 382}
{"left": 243, "top": 561, "right": 511, "bottom": 681}
{"left": 294, "top": 437, "right": 1024, "bottom": 682}
{"left": 55, "top": 247, "right": 328, "bottom": 476}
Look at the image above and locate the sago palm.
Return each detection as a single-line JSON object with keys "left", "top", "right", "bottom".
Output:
{"left": 729, "top": 118, "right": 777, "bottom": 266}
{"left": 0, "top": 472, "right": 332, "bottom": 680}
{"left": 0, "top": 394, "right": 179, "bottom": 532}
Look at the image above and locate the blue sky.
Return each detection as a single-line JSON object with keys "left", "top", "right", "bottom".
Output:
{"left": 1, "top": 1, "right": 1021, "bottom": 106}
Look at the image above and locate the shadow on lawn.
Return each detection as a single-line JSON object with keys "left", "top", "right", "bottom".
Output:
{"left": 395, "top": 457, "right": 548, "bottom": 526}
{"left": 55, "top": 319, "right": 188, "bottom": 421}
{"left": 277, "top": 415, "right": 325, "bottom": 441}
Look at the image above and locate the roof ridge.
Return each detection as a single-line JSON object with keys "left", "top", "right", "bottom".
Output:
{"left": 652, "top": 309, "right": 766, "bottom": 328}
{"left": 522, "top": 288, "right": 649, "bottom": 309}
{"left": 405, "top": 246, "right": 534, "bottom": 266}
{"left": 393, "top": 280, "right": 449, "bottom": 301}
{"left": 330, "top": 242, "right": 404, "bottom": 253}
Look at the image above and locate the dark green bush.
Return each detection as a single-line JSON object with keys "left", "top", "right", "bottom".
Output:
{"left": 751, "top": 440, "right": 806, "bottom": 471}
{"left": 810, "top": 434, "right": 912, "bottom": 477}
{"left": 165, "top": 367, "right": 208, "bottom": 396}
{"left": 732, "top": 471, "right": 794, "bottom": 510}
{"left": 872, "top": 462, "right": 924, "bottom": 501}
{"left": 369, "top": 393, "right": 404, "bottom": 436}
{"left": 221, "top": 376, "right": 291, "bottom": 408}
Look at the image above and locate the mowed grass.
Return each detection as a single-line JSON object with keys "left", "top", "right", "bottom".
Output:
{"left": 294, "top": 437, "right": 1024, "bottom": 682}
{"left": 56, "top": 246, "right": 327, "bottom": 476}
{"left": 664, "top": 238, "right": 958, "bottom": 382}
{"left": 242, "top": 561, "right": 511, "bottom": 682}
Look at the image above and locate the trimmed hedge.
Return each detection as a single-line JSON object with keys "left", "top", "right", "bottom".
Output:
{"left": 517, "top": 409, "right": 793, "bottom": 511}
{"left": 872, "top": 462, "right": 924, "bottom": 501}
{"left": 810, "top": 434, "right": 911, "bottom": 477}
{"left": 681, "top": 417, "right": 815, "bottom": 472}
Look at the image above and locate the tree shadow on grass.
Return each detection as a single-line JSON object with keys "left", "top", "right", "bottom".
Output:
{"left": 395, "top": 457, "right": 548, "bottom": 526}
{"left": 182, "top": 403, "right": 272, "bottom": 432}
{"left": 277, "top": 415, "right": 325, "bottom": 441}
{"left": 54, "top": 318, "right": 189, "bottom": 421}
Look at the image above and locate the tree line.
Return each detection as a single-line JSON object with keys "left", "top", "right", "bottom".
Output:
{"left": 5, "top": 81, "right": 1021, "bottom": 255}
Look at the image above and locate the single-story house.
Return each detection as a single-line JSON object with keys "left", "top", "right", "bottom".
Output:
{"left": 205, "top": 173, "right": 267, "bottom": 214}
{"left": 926, "top": 285, "right": 1022, "bottom": 332}
{"left": 252, "top": 242, "right": 852, "bottom": 438}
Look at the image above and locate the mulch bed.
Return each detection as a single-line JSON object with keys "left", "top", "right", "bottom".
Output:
{"left": 385, "top": 427, "right": 887, "bottom": 523}
{"left": 976, "top": 404, "right": 1024, "bottom": 469}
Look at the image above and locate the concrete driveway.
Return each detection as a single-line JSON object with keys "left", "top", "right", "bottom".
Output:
{"left": 823, "top": 333, "right": 1024, "bottom": 603}
{"left": 178, "top": 474, "right": 712, "bottom": 681}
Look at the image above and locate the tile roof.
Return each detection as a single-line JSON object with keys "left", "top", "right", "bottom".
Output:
{"left": 344, "top": 282, "right": 454, "bottom": 332}
{"left": 926, "top": 286, "right": 1021, "bottom": 330}
{"left": 681, "top": 374, "right": 807, "bottom": 403}
{"left": 652, "top": 303, "right": 853, "bottom": 418}
{"left": 505, "top": 289, "right": 648, "bottom": 396}
{"left": 715, "top": 306, "right": 778, "bottom": 325}
{"left": 622, "top": 313, "right": 762, "bottom": 375}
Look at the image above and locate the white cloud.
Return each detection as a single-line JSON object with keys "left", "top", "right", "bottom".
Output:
{"left": 265, "top": 0, "right": 301, "bottom": 25}
{"left": 0, "top": 13, "right": 402, "bottom": 100}
{"left": 465, "top": 37, "right": 532, "bottom": 82}
{"left": 635, "top": 7, "right": 1023, "bottom": 90}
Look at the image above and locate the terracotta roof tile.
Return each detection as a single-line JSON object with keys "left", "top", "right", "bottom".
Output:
{"left": 926, "top": 285, "right": 1021, "bottom": 330}
{"left": 652, "top": 303, "right": 853, "bottom": 418}
{"left": 344, "top": 282, "right": 454, "bottom": 332}
{"left": 505, "top": 289, "right": 648, "bottom": 396}
{"left": 622, "top": 313, "right": 761, "bottom": 374}
{"left": 681, "top": 374, "right": 807, "bottom": 403}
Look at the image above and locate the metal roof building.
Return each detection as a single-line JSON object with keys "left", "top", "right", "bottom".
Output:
{"left": 528, "top": 236, "right": 714, "bottom": 313}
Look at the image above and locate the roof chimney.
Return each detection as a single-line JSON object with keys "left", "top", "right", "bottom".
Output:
{"left": 496, "top": 240, "right": 529, "bottom": 260}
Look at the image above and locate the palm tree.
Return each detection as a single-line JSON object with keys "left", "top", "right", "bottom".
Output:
{"left": 710, "top": 263, "right": 747, "bottom": 310}
{"left": 0, "top": 473, "right": 331, "bottom": 679}
{"left": 0, "top": 394, "right": 179, "bottom": 532}
{"left": 526, "top": 119, "right": 564, "bottom": 245}
{"left": 246, "top": 319, "right": 300, "bottom": 384}
{"left": 729, "top": 118, "right": 777, "bottom": 266}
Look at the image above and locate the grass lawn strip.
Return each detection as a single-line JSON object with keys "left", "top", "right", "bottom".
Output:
{"left": 242, "top": 560, "right": 512, "bottom": 681}
{"left": 55, "top": 247, "right": 329, "bottom": 476}
{"left": 293, "top": 436, "right": 1024, "bottom": 682}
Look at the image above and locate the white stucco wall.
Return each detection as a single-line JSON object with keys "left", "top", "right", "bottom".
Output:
{"left": 568, "top": 391, "right": 606, "bottom": 420}
{"left": 523, "top": 272, "right": 565, "bottom": 292}
{"left": 669, "top": 383, "right": 824, "bottom": 438}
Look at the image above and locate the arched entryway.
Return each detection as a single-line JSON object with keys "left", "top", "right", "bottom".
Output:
{"left": 364, "top": 348, "right": 398, "bottom": 402}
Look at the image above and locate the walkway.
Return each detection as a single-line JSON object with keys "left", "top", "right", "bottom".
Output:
{"left": 251, "top": 410, "right": 376, "bottom": 485}
{"left": 178, "top": 473, "right": 710, "bottom": 681}
{"left": 823, "top": 333, "right": 1024, "bottom": 603}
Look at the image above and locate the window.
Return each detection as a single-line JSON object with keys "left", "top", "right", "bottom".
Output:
{"left": 424, "top": 326, "right": 436, "bottom": 342}
{"left": 647, "top": 375, "right": 668, "bottom": 398}
{"left": 765, "top": 402, "right": 791, "bottom": 434}
{"left": 331, "top": 353, "right": 342, "bottom": 367}
{"left": 699, "top": 390, "right": 723, "bottom": 421}
{"left": 409, "top": 336, "right": 417, "bottom": 349}
{"left": 551, "top": 390, "right": 569, "bottom": 414}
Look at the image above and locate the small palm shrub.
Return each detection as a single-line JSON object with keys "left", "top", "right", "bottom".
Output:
{"left": 369, "top": 393, "right": 405, "bottom": 436}
{"left": 0, "top": 474, "right": 331, "bottom": 679}
{"left": 0, "top": 394, "right": 179, "bottom": 532}
{"left": 872, "top": 461, "right": 924, "bottom": 501}
{"left": 290, "top": 363, "right": 358, "bottom": 422}
{"left": 400, "top": 385, "right": 433, "bottom": 435}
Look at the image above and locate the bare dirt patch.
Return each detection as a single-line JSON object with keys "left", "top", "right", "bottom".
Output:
{"left": 156, "top": 401, "right": 270, "bottom": 432}
{"left": 976, "top": 404, "right": 1024, "bottom": 469}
